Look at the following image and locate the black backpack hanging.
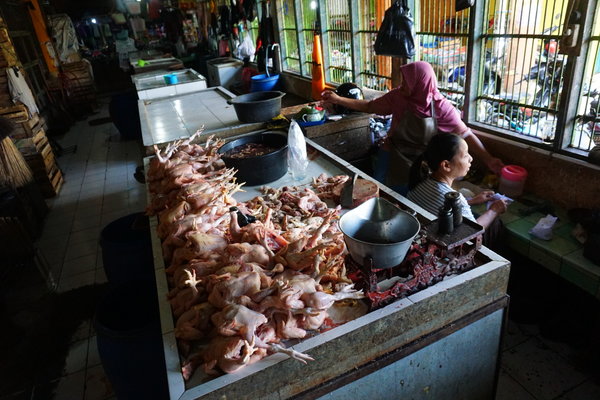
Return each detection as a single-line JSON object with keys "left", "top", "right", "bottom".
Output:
{"left": 374, "top": 0, "right": 415, "bottom": 58}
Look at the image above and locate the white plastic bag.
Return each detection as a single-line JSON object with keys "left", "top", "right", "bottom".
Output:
{"left": 236, "top": 32, "right": 256, "bottom": 61}
{"left": 287, "top": 120, "right": 308, "bottom": 181}
{"left": 529, "top": 214, "right": 558, "bottom": 240}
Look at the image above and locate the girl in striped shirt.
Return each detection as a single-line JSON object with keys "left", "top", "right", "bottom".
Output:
{"left": 407, "top": 133, "right": 508, "bottom": 230}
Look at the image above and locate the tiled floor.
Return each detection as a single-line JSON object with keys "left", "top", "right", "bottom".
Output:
{"left": 2, "top": 98, "right": 600, "bottom": 399}
{"left": 1, "top": 99, "right": 145, "bottom": 400}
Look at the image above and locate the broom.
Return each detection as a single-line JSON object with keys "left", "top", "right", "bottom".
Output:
{"left": 0, "top": 116, "right": 34, "bottom": 188}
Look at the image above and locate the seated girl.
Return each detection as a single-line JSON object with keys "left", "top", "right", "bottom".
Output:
{"left": 406, "top": 133, "right": 508, "bottom": 231}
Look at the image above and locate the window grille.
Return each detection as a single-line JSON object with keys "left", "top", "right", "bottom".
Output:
{"left": 299, "top": 0, "right": 319, "bottom": 77}
{"left": 572, "top": 6, "right": 600, "bottom": 152}
{"left": 475, "top": 0, "right": 568, "bottom": 146}
{"left": 278, "top": 0, "right": 300, "bottom": 72}
{"left": 356, "top": 0, "right": 392, "bottom": 91}
{"left": 323, "top": 0, "right": 352, "bottom": 84}
{"left": 415, "top": 0, "right": 470, "bottom": 109}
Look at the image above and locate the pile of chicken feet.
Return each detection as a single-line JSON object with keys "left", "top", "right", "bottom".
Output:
{"left": 146, "top": 130, "right": 364, "bottom": 379}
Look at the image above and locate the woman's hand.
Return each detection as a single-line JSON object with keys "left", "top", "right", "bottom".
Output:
{"left": 486, "top": 157, "right": 505, "bottom": 175}
{"left": 320, "top": 89, "right": 339, "bottom": 103}
{"left": 468, "top": 190, "right": 495, "bottom": 205}
{"left": 319, "top": 90, "right": 340, "bottom": 113}
{"left": 489, "top": 199, "right": 508, "bottom": 215}
{"left": 476, "top": 198, "right": 508, "bottom": 229}
{"left": 320, "top": 90, "right": 372, "bottom": 113}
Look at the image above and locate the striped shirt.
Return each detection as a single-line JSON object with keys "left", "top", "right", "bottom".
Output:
{"left": 407, "top": 178, "right": 475, "bottom": 221}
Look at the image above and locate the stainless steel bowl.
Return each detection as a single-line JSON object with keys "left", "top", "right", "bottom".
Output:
{"left": 338, "top": 197, "right": 420, "bottom": 268}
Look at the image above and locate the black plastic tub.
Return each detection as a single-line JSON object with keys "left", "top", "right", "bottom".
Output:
{"left": 99, "top": 212, "right": 153, "bottom": 286}
{"left": 227, "top": 91, "right": 285, "bottom": 123}
{"left": 218, "top": 132, "right": 288, "bottom": 186}
{"left": 95, "top": 280, "right": 168, "bottom": 400}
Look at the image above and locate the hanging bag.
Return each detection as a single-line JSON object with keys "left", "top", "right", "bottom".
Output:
{"left": 455, "top": 0, "right": 475, "bottom": 12}
{"left": 374, "top": 0, "right": 415, "bottom": 58}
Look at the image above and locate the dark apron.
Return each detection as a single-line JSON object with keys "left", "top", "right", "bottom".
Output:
{"left": 385, "top": 104, "right": 438, "bottom": 189}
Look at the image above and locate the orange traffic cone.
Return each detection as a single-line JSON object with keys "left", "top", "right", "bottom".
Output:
{"left": 311, "top": 34, "right": 326, "bottom": 100}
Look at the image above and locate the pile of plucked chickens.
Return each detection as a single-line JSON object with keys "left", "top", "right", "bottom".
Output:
{"left": 146, "top": 130, "right": 364, "bottom": 380}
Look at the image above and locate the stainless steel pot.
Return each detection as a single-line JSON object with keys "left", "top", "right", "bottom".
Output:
{"left": 338, "top": 197, "right": 420, "bottom": 268}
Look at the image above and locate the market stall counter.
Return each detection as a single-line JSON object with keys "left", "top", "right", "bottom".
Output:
{"left": 282, "top": 104, "right": 373, "bottom": 164}
{"left": 144, "top": 132, "right": 510, "bottom": 400}
{"left": 139, "top": 86, "right": 266, "bottom": 155}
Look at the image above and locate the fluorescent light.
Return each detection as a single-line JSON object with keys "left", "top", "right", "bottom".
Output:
{"left": 310, "top": 1, "right": 317, "bottom": 10}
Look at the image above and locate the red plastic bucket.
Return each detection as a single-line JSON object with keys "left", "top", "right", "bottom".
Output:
{"left": 499, "top": 165, "right": 527, "bottom": 197}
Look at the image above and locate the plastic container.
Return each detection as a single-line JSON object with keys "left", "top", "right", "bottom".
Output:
{"left": 163, "top": 73, "right": 178, "bottom": 85}
{"left": 99, "top": 212, "right": 153, "bottom": 285}
{"left": 95, "top": 280, "right": 168, "bottom": 400}
{"left": 250, "top": 73, "right": 279, "bottom": 92}
{"left": 498, "top": 165, "right": 528, "bottom": 197}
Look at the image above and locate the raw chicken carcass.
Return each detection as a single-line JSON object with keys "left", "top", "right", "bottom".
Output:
{"left": 211, "top": 303, "right": 268, "bottom": 342}
{"left": 223, "top": 242, "right": 271, "bottom": 266}
{"left": 207, "top": 271, "right": 262, "bottom": 309}
{"left": 175, "top": 302, "right": 216, "bottom": 341}
{"left": 301, "top": 284, "right": 364, "bottom": 310}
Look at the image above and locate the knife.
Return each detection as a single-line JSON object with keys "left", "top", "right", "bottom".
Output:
{"left": 341, "top": 172, "right": 358, "bottom": 208}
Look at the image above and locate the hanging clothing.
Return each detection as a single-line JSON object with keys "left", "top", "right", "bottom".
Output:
{"left": 129, "top": 16, "right": 146, "bottom": 39}
{"left": 163, "top": 8, "right": 184, "bottom": 43}
{"left": 148, "top": 0, "right": 162, "bottom": 20}
{"left": 48, "top": 14, "right": 80, "bottom": 63}
{"left": 7, "top": 67, "right": 39, "bottom": 117}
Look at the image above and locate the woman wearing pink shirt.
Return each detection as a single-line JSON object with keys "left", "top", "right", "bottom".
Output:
{"left": 321, "top": 61, "right": 503, "bottom": 194}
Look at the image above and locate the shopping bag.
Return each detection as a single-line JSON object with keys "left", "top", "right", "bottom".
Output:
{"left": 374, "top": 0, "right": 415, "bottom": 58}
{"left": 456, "top": 0, "right": 475, "bottom": 12}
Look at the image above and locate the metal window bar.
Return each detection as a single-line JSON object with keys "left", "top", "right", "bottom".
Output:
{"left": 323, "top": 0, "right": 353, "bottom": 84}
{"left": 415, "top": 0, "right": 470, "bottom": 109}
{"left": 356, "top": 0, "right": 392, "bottom": 91}
{"left": 571, "top": 8, "right": 600, "bottom": 152}
{"left": 475, "top": 0, "right": 568, "bottom": 145}
{"left": 299, "top": 0, "right": 318, "bottom": 78}
{"left": 278, "top": 0, "right": 301, "bottom": 73}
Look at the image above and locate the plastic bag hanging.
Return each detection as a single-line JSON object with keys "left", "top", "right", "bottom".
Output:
{"left": 374, "top": 0, "right": 415, "bottom": 58}
{"left": 287, "top": 120, "right": 308, "bottom": 181}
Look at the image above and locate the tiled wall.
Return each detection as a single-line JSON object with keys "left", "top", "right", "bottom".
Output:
{"left": 475, "top": 131, "right": 600, "bottom": 210}
{"left": 471, "top": 200, "right": 600, "bottom": 299}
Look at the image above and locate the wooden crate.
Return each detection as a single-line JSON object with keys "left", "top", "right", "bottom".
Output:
{"left": 10, "top": 113, "right": 45, "bottom": 139}
{"left": 15, "top": 129, "right": 48, "bottom": 154}
{"left": 35, "top": 164, "right": 63, "bottom": 198}
{"left": 0, "top": 104, "right": 28, "bottom": 123}
{"left": 22, "top": 140, "right": 57, "bottom": 178}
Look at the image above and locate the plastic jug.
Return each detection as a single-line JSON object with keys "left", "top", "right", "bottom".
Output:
{"left": 498, "top": 165, "right": 528, "bottom": 197}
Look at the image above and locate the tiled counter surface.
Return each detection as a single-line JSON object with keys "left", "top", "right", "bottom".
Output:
{"left": 139, "top": 86, "right": 266, "bottom": 154}
{"left": 146, "top": 136, "right": 511, "bottom": 400}
{"left": 472, "top": 198, "right": 600, "bottom": 298}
